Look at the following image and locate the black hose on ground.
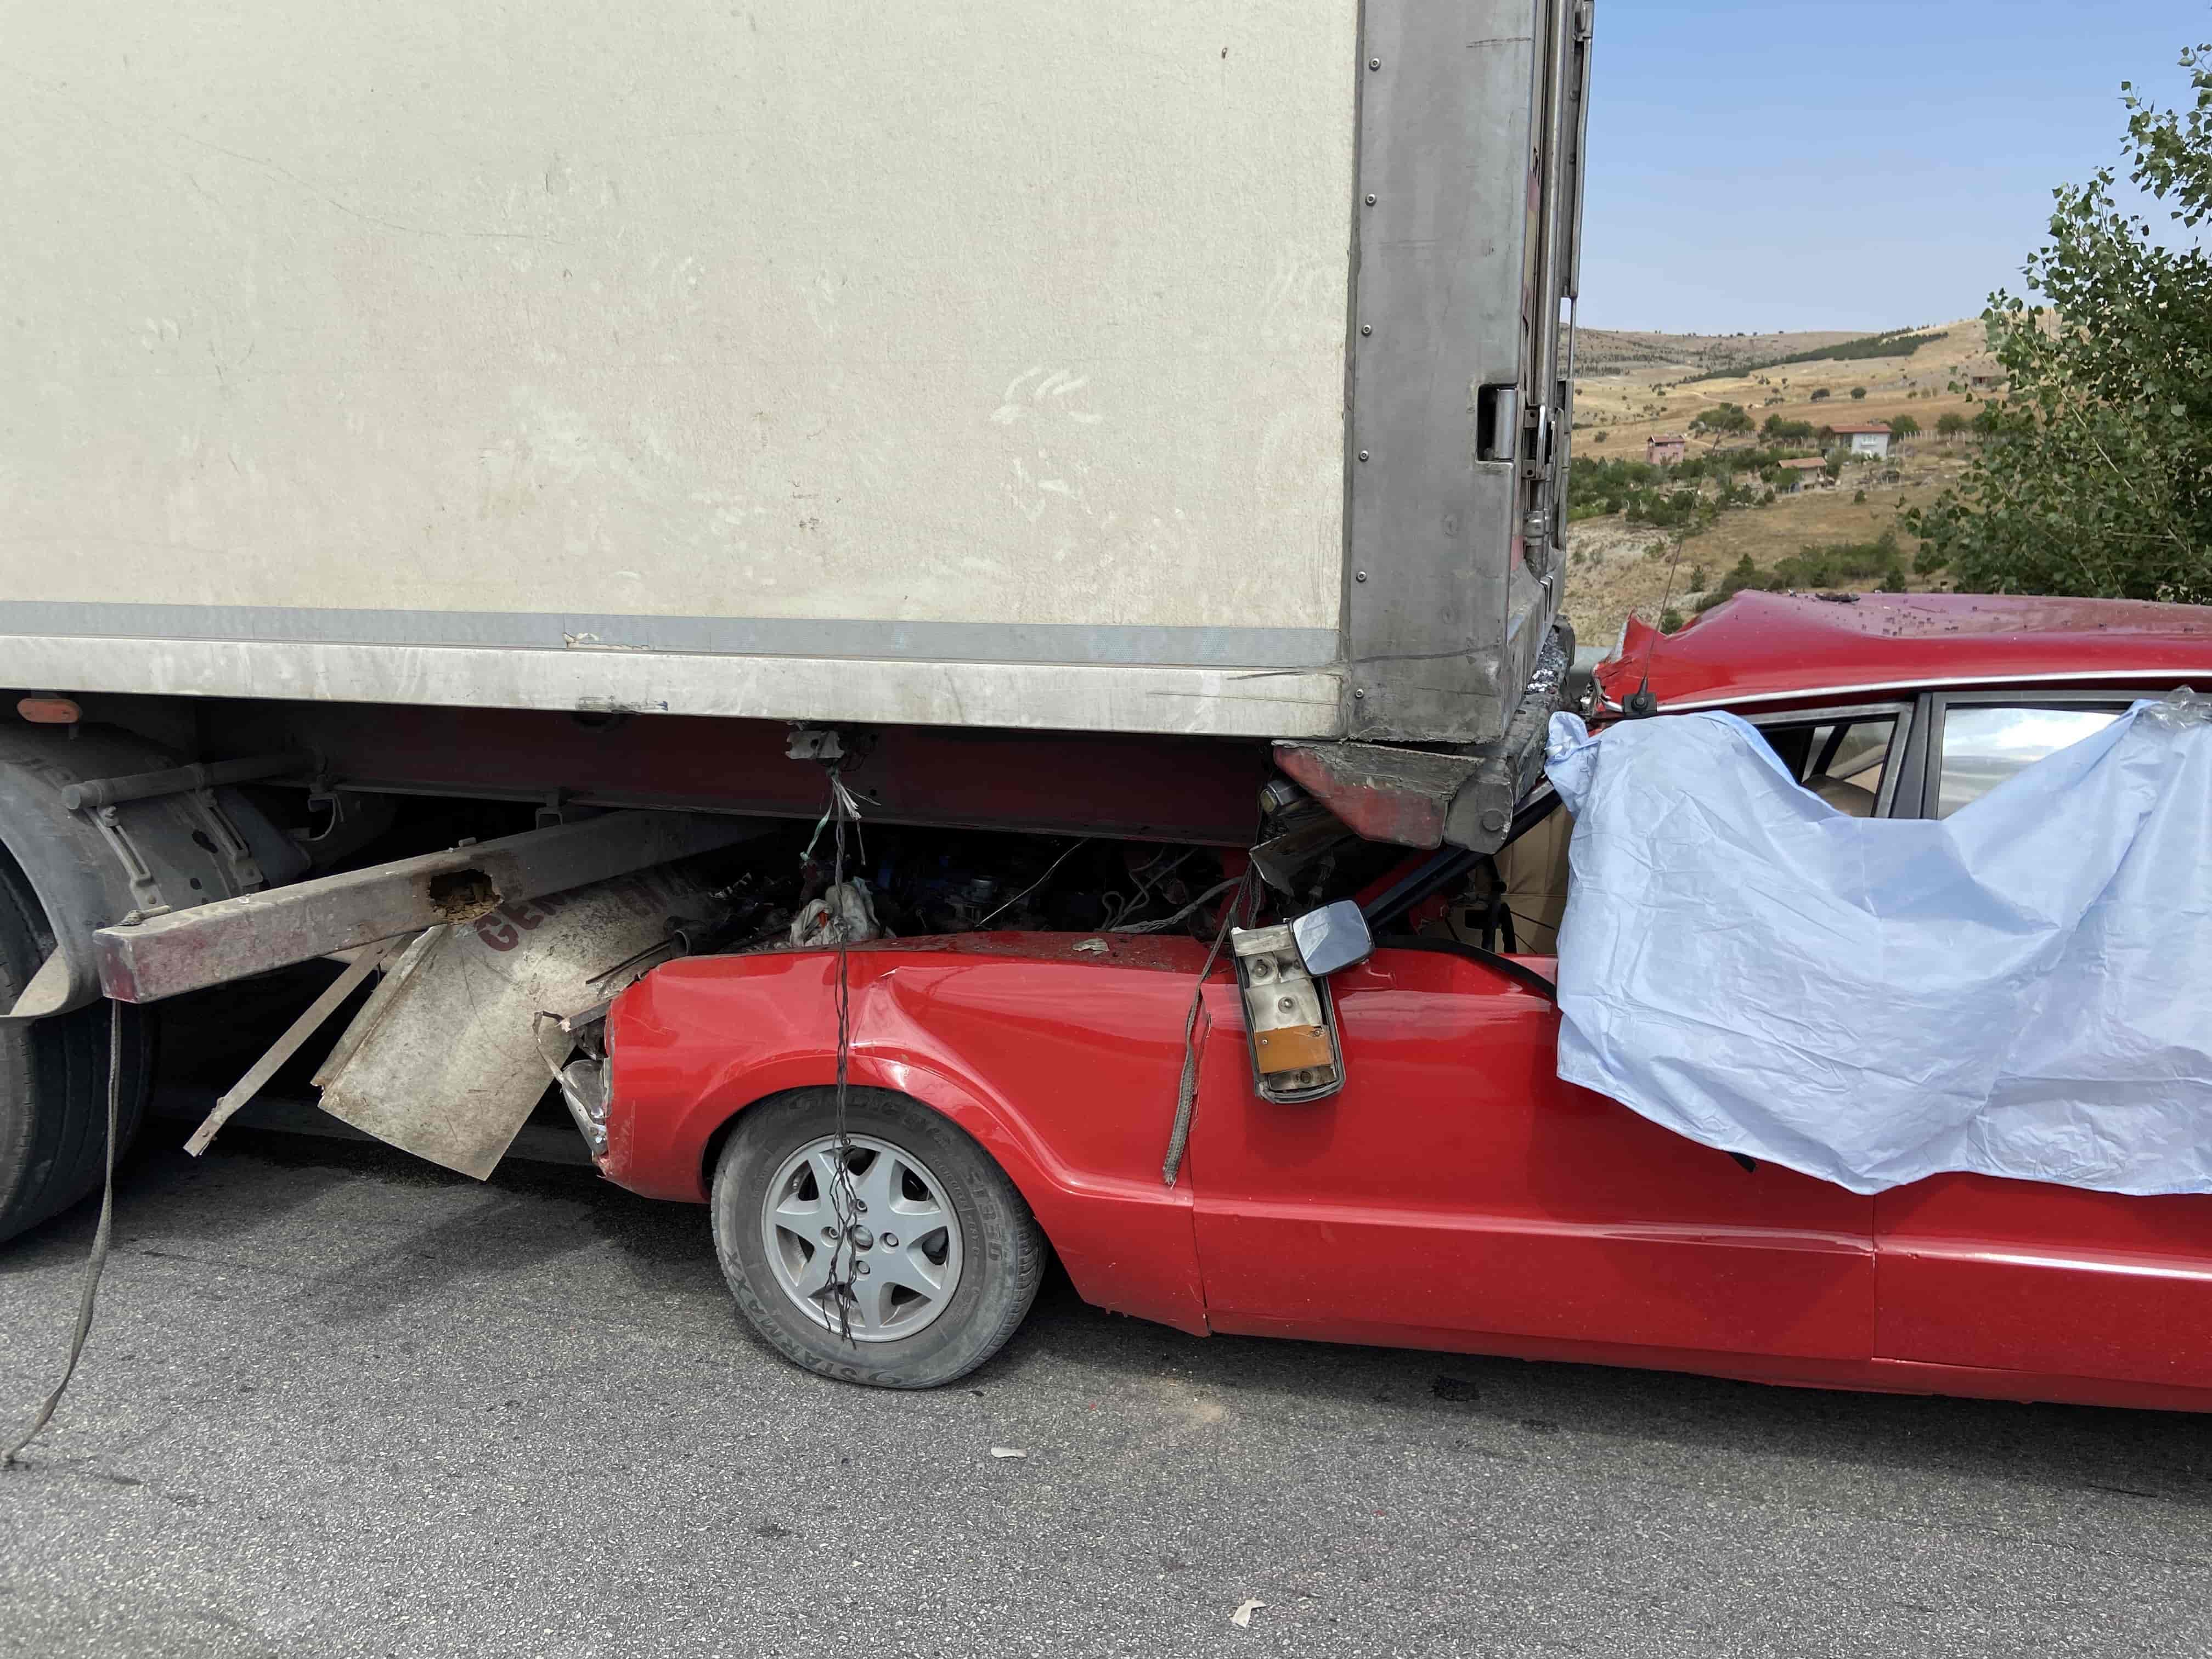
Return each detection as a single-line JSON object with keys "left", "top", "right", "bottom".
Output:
{"left": 3, "top": 999, "right": 122, "bottom": 1464}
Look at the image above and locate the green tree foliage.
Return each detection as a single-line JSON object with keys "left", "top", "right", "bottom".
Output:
{"left": 1694, "top": 534, "right": 1908, "bottom": 613}
{"left": 1850, "top": 386, "right": 1867, "bottom": 400}
{"left": 1762, "top": 415, "right": 1817, "bottom": 441}
{"left": 1809, "top": 387, "right": 1832, "bottom": 402}
{"left": 1567, "top": 448, "right": 1816, "bottom": 523}
{"left": 1909, "top": 46, "right": 2212, "bottom": 603}
{"left": 1936, "top": 411, "right": 1969, "bottom": 437}
{"left": 1690, "top": 402, "right": 1754, "bottom": 436}
{"left": 1681, "top": 328, "right": 1948, "bottom": 383}
{"left": 1626, "top": 488, "right": 1706, "bottom": 531}
{"left": 1889, "top": 414, "right": 1922, "bottom": 438}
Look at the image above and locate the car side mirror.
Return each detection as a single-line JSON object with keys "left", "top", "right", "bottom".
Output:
{"left": 1290, "top": 900, "right": 1373, "bottom": 978}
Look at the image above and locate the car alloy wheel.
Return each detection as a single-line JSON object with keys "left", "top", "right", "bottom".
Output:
{"left": 759, "top": 1132, "right": 966, "bottom": 1342}
{"left": 712, "top": 1087, "right": 1047, "bottom": 1388}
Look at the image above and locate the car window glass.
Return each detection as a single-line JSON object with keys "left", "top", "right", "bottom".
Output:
{"left": 1937, "top": 706, "right": 2120, "bottom": 818}
{"left": 1759, "top": 718, "right": 1898, "bottom": 817}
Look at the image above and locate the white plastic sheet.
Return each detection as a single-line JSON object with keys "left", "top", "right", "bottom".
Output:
{"left": 1543, "top": 696, "right": 2212, "bottom": 1195}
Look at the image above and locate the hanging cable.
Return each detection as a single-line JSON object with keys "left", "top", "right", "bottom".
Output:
{"left": 4, "top": 1001, "right": 123, "bottom": 1464}
{"left": 804, "top": 763, "right": 868, "bottom": 1344}
{"left": 1160, "top": 866, "right": 1256, "bottom": 1187}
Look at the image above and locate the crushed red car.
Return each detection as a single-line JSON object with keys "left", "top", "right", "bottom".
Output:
{"left": 581, "top": 592, "right": 2212, "bottom": 1408}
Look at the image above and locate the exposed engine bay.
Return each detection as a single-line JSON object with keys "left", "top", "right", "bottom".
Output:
{"left": 162, "top": 779, "right": 1440, "bottom": 1176}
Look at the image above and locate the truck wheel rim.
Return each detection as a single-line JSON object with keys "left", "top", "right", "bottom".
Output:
{"left": 760, "top": 1132, "right": 965, "bottom": 1343}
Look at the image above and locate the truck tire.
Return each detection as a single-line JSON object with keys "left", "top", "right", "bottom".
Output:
{"left": 709, "top": 1088, "right": 1045, "bottom": 1389}
{"left": 0, "top": 852, "right": 149, "bottom": 1246}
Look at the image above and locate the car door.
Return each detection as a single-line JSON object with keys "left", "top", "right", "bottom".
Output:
{"left": 1184, "top": 944, "right": 1876, "bottom": 1366}
{"left": 1869, "top": 690, "right": 2212, "bottom": 1391}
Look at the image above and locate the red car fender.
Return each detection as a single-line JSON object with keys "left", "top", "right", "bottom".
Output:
{"left": 600, "top": 944, "right": 1214, "bottom": 1336}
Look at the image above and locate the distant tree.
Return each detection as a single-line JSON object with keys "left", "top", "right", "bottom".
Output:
{"left": 1689, "top": 563, "right": 1711, "bottom": 591}
{"left": 1593, "top": 431, "right": 1608, "bottom": 444}
{"left": 1810, "top": 387, "right": 1832, "bottom": 402}
{"left": 1910, "top": 43, "right": 2212, "bottom": 603}
{"left": 1936, "top": 411, "right": 1969, "bottom": 437}
{"left": 1889, "top": 414, "right": 1922, "bottom": 438}
{"left": 1854, "top": 489, "right": 1868, "bottom": 504}
{"left": 1850, "top": 386, "right": 1868, "bottom": 400}
{"left": 1691, "top": 402, "right": 1754, "bottom": 437}
{"left": 1692, "top": 553, "right": 1771, "bottom": 614}
{"left": 1659, "top": 608, "right": 1686, "bottom": 634}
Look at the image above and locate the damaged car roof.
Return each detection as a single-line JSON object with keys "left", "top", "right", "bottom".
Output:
{"left": 1596, "top": 591, "right": 2212, "bottom": 713}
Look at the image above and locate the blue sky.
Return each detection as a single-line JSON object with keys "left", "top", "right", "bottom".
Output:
{"left": 1579, "top": 3, "right": 2204, "bottom": 332}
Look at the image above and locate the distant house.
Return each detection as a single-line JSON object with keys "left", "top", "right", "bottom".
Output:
{"left": 1778, "top": 456, "right": 1830, "bottom": 494}
{"left": 1830, "top": 422, "right": 1892, "bottom": 459}
{"left": 1969, "top": 373, "right": 2005, "bottom": 391}
{"left": 1646, "top": 433, "right": 1686, "bottom": 465}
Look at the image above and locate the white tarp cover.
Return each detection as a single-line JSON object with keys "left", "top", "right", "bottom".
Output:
{"left": 1543, "top": 696, "right": 2212, "bottom": 1195}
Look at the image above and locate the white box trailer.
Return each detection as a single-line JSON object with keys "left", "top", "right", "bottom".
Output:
{"left": 0, "top": 2, "right": 1592, "bottom": 1232}
{"left": 3, "top": 0, "right": 1588, "bottom": 749}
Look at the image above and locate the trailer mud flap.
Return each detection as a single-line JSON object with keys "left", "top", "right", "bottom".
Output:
{"left": 311, "top": 867, "right": 721, "bottom": 1178}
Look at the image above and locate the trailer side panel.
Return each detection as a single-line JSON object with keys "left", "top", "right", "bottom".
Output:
{"left": 2, "top": 2, "right": 1356, "bottom": 735}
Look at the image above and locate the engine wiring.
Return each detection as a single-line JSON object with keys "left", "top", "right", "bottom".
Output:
{"left": 1098, "top": 848, "right": 1199, "bottom": 932}
{"left": 1115, "top": 874, "right": 1243, "bottom": 936}
{"left": 969, "top": 837, "right": 1096, "bottom": 931}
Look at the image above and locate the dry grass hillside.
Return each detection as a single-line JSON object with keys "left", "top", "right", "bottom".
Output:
{"left": 1575, "top": 326, "right": 1868, "bottom": 382}
{"left": 1573, "top": 320, "right": 1996, "bottom": 446}
{"left": 1563, "top": 318, "right": 1999, "bottom": 646}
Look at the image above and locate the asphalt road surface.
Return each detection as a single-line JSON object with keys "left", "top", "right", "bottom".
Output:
{"left": 5, "top": 1128, "right": 2211, "bottom": 1659}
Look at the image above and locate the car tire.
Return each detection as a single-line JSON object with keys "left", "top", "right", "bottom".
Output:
{"left": 709, "top": 1087, "right": 1046, "bottom": 1389}
{"left": 0, "top": 852, "right": 150, "bottom": 1246}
